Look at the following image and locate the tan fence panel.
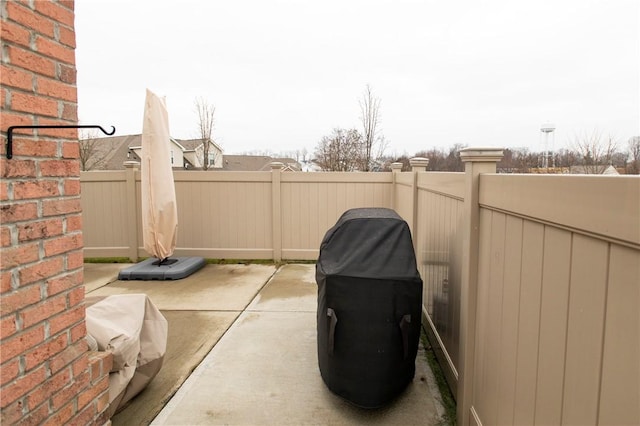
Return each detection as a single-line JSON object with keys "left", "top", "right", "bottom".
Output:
{"left": 280, "top": 172, "right": 393, "bottom": 259}
{"left": 469, "top": 174, "right": 640, "bottom": 426}
{"left": 416, "top": 174, "right": 465, "bottom": 392}
{"left": 599, "top": 244, "right": 640, "bottom": 425}
{"left": 80, "top": 171, "right": 131, "bottom": 257}
{"left": 173, "top": 172, "right": 273, "bottom": 259}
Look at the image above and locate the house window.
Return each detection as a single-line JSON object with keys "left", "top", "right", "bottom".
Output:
{"left": 208, "top": 152, "right": 215, "bottom": 167}
{"left": 170, "top": 150, "right": 174, "bottom": 164}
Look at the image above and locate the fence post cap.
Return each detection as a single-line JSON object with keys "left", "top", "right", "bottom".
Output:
{"left": 123, "top": 161, "right": 140, "bottom": 168}
{"left": 270, "top": 162, "right": 284, "bottom": 170}
{"left": 459, "top": 147, "right": 504, "bottom": 162}
{"left": 390, "top": 162, "right": 404, "bottom": 171}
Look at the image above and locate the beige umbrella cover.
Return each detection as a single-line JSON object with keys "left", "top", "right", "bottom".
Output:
{"left": 141, "top": 89, "right": 178, "bottom": 260}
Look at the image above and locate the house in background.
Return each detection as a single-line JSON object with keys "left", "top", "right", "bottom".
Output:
{"left": 81, "top": 134, "right": 223, "bottom": 170}
{"left": 220, "top": 155, "right": 301, "bottom": 171}
{"left": 81, "top": 134, "right": 301, "bottom": 171}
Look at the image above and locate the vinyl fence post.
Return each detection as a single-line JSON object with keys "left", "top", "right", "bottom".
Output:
{"left": 124, "top": 161, "right": 140, "bottom": 262}
{"left": 409, "top": 157, "right": 429, "bottom": 254}
{"left": 390, "top": 162, "right": 403, "bottom": 211}
{"left": 271, "top": 162, "right": 284, "bottom": 262}
{"left": 457, "top": 147, "right": 503, "bottom": 426}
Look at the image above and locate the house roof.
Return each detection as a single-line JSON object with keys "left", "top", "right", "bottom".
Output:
{"left": 83, "top": 134, "right": 142, "bottom": 170}
{"left": 176, "top": 138, "right": 223, "bottom": 153}
{"left": 220, "top": 155, "right": 301, "bottom": 171}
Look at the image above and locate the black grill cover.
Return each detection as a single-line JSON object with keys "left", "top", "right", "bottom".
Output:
{"left": 316, "top": 208, "right": 423, "bottom": 408}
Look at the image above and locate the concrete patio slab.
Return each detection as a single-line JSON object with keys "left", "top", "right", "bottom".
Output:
{"left": 83, "top": 262, "right": 446, "bottom": 425}
{"left": 111, "top": 310, "right": 239, "bottom": 426}
{"left": 247, "top": 263, "right": 317, "bottom": 312}
{"left": 84, "top": 263, "right": 133, "bottom": 292}
{"left": 152, "top": 309, "right": 444, "bottom": 425}
{"left": 87, "top": 264, "right": 277, "bottom": 311}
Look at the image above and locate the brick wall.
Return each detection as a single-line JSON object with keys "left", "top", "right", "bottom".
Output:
{"left": 1, "top": 1, "right": 110, "bottom": 424}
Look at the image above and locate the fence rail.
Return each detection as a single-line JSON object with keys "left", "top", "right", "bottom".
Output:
{"left": 80, "top": 156, "right": 639, "bottom": 426}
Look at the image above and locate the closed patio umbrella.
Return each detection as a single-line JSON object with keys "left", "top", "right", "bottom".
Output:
{"left": 118, "top": 89, "right": 205, "bottom": 280}
{"left": 141, "top": 89, "right": 177, "bottom": 263}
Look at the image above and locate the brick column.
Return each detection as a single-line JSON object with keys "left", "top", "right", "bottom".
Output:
{"left": 1, "top": 1, "right": 110, "bottom": 424}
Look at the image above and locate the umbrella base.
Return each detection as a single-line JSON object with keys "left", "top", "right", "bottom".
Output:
{"left": 118, "top": 257, "right": 206, "bottom": 281}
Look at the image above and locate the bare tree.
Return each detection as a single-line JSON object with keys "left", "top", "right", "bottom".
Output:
{"left": 570, "top": 129, "right": 618, "bottom": 174}
{"left": 314, "top": 128, "right": 363, "bottom": 171}
{"left": 359, "top": 85, "right": 387, "bottom": 171}
{"left": 78, "top": 129, "right": 109, "bottom": 171}
{"left": 195, "top": 97, "right": 216, "bottom": 170}
{"left": 627, "top": 136, "right": 640, "bottom": 174}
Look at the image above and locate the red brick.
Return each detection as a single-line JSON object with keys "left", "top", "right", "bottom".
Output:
{"left": 0, "top": 202, "right": 38, "bottom": 224}
{"left": 19, "top": 293, "right": 67, "bottom": 328}
{"left": 0, "top": 182, "right": 7, "bottom": 202}
{"left": 26, "top": 366, "right": 72, "bottom": 410}
{"left": 40, "top": 160, "right": 80, "bottom": 177}
{"left": 95, "top": 387, "right": 110, "bottom": 415}
{"left": 69, "top": 321, "right": 86, "bottom": 343}
{"left": 67, "top": 284, "right": 84, "bottom": 307}
{"left": 8, "top": 137, "right": 58, "bottom": 158}
{"left": 0, "top": 64, "right": 33, "bottom": 90}
{"left": 15, "top": 401, "right": 49, "bottom": 425}
{"left": 0, "top": 399, "right": 24, "bottom": 424}
{"left": 49, "top": 304, "right": 84, "bottom": 337}
{"left": 62, "top": 179, "right": 80, "bottom": 196}
{"left": 0, "top": 271, "right": 13, "bottom": 293}
{"left": 0, "top": 20, "right": 31, "bottom": 47}
{"left": 0, "top": 113, "right": 34, "bottom": 133}
{"left": 71, "top": 349, "right": 89, "bottom": 377}
{"left": 74, "top": 399, "right": 99, "bottom": 426}
{"left": 66, "top": 250, "right": 84, "bottom": 270}
{"left": 0, "top": 325, "right": 44, "bottom": 370}
{"left": 88, "top": 351, "right": 112, "bottom": 378}
{"left": 42, "top": 198, "right": 81, "bottom": 216}
{"left": 18, "top": 257, "right": 64, "bottom": 286}
{"left": 0, "top": 285, "right": 42, "bottom": 318}
{"left": 77, "top": 372, "right": 106, "bottom": 410}
{"left": 0, "top": 358, "right": 20, "bottom": 386}
{"left": 65, "top": 215, "right": 82, "bottom": 232}
{"left": 0, "top": 356, "right": 46, "bottom": 401}
{"left": 58, "top": 64, "right": 76, "bottom": 84}
{"left": 58, "top": 0, "right": 75, "bottom": 12}
{"left": 42, "top": 401, "right": 74, "bottom": 426}
{"left": 62, "top": 142, "right": 79, "bottom": 159}
{"left": 35, "top": 36, "right": 75, "bottom": 65}
{"left": 43, "top": 233, "right": 82, "bottom": 256}
{"left": 24, "top": 332, "right": 69, "bottom": 371}
{"left": 46, "top": 269, "right": 82, "bottom": 297}
{"left": 51, "top": 369, "right": 88, "bottom": 410}
{"left": 0, "top": 226, "right": 11, "bottom": 247}
{"left": 0, "top": 242, "right": 39, "bottom": 270}
{"left": 36, "top": 118, "right": 78, "bottom": 140}
{"left": 6, "top": 2, "right": 55, "bottom": 37}
{"left": 17, "top": 218, "right": 64, "bottom": 242}
{"left": 5, "top": 45, "right": 56, "bottom": 78}
{"left": 36, "top": 77, "right": 76, "bottom": 103}
{"left": 0, "top": 159, "right": 36, "bottom": 178}
{"left": 1, "top": 315, "right": 18, "bottom": 339}
{"left": 34, "top": 0, "right": 75, "bottom": 28}
{"left": 50, "top": 341, "right": 87, "bottom": 375}
{"left": 58, "top": 24, "right": 76, "bottom": 48}
{"left": 10, "top": 91, "right": 58, "bottom": 117}
{"left": 14, "top": 180, "right": 60, "bottom": 200}
{"left": 61, "top": 102, "right": 77, "bottom": 121}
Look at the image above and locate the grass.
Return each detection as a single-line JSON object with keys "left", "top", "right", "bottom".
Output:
{"left": 85, "top": 258, "right": 317, "bottom": 266}
{"left": 421, "top": 329, "right": 457, "bottom": 426}
{"left": 84, "top": 257, "right": 132, "bottom": 263}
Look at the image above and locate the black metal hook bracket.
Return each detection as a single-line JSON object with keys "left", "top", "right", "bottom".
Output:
{"left": 5, "top": 125, "right": 116, "bottom": 159}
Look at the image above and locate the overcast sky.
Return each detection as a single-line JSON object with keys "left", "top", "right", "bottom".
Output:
{"left": 75, "top": 0, "right": 639, "bottom": 157}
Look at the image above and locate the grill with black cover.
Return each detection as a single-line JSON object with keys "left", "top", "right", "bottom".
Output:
{"left": 316, "top": 208, "right": 423, "bottom": 408}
